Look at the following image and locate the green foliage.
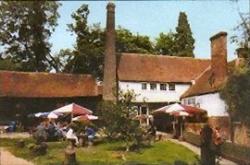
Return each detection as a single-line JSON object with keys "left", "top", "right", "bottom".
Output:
{"left": 0, "top": 57, "right": 21, "bottom": 70}
{"left": 220, "top": 68, "right": 250, "bottom": 123}
{"left": 62, "top": 4, "right": 155, "bottom": 80}
{"left": 98, "top": 90, "right": 145, "bottom": 151}
{"left": 231, "top": 11, "right": 250, "bottom": 66}
{"left": 231, "top": 12, "right": 250, "bottom": 49}
{"left": 174, "top": 12, "right": 195, "bottom": 57}
{"left": 64, "top": 4, "right": 104, "bottom": 79}
{"left": 155, "top": 32, "right": 175, "bottom": 55}
{"left": 64, "top": 4, "right": 104, "bottom": 78}
{"left": 0, "top": 1, "right": 60, "bottom": 71}
{"left": 116, "top": 26, "right": 154, "bottom": 54}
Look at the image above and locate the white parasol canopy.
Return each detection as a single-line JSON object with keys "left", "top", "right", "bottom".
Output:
{"left": 72, "top": 115, "right": 98, "bottom": 121}
{"left": 47, "top": 112, "right": 60, "bottom": 119}
{"left": 52, "top": 103, "right": 93, "bottom": 115}
{"left": 153, "top": 103, "right": 185, "bottom": 114}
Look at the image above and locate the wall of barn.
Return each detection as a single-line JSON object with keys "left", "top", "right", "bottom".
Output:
{"left": 119, "top": 81, "right": 191, "bottom": 103}
{"left": 0, "top": 96, "right": 102, "bottom": 125}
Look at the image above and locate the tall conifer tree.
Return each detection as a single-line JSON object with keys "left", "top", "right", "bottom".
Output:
{"left": 174, "top": 12, "right": 195, "bottom": 57}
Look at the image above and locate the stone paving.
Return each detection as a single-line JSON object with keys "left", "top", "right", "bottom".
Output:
{"left": 0, "top": 148, "right": 33, "bottom": 165}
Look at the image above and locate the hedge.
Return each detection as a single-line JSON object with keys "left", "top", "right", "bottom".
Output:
{"left": 183, "top": 131, "right": 250, "bottom": 164}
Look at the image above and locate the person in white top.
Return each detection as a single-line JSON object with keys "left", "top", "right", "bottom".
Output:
{"left": 66, "top": 128, "right": 79, "bottom": 146}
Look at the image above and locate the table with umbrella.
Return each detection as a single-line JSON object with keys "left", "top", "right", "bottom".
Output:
{"left": 153, "top": 103, "right": 207, "bottom": 139}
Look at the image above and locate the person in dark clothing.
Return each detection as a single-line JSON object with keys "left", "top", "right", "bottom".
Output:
{"left": 200, "top": 124, "right": 216, "bottom": 165}
{"left": 86, "top": 127, "right": 95, "bottom": 146}
{"left": 213, "top": 127, "right": 223, "bottom": 159}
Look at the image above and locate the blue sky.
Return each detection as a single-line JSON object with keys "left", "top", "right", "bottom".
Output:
{"left": 50, "top": 0, "right": 249, "bottom": 60}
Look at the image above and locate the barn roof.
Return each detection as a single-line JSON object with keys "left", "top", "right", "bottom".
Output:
{"left": 118, "top": 53, "right": 210, "bottom": 83}
{"left": 0, "top": 71, "right": 100, "bottom": 98}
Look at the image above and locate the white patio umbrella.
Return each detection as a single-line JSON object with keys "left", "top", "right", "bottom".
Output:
{"left": 52, "top": 103, "right": 93, "bottom": 115}
{"left": 72, "top": 115, "right": 98, "bottom": 121}
{"left": 153, "top": 103, "right": 185, "bottom": 114}
{"left": 34, "top": 112, "right": 49, "bottom": 118}
{"left": 47, "top": 112, "right": 60, "bottom": 119}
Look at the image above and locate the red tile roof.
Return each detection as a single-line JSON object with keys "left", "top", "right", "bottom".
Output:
{"left": 181, "top": 67, "right": 226, "bottom": 98}
{"left": 181, "top": 60, "right": 237, "bottom": 98}
{"left": 0, "top": 71, "right": 100, "bottom": 98}
{"left": 118, "top": 53, "right": 211, "bottom": 83}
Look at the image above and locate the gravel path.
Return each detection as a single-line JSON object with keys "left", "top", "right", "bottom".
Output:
{"left": 0, "top": 148, "right": 33, "bottom": 165}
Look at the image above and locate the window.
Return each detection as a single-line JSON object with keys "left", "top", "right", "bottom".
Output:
{"left": 188, "top": 98, "right": 196, "bottom": 105}
{"left": 169, "top": 83, "right": 175, "bottom": 91}
{"left": 141, "top": 107, "right": 148, "bottom": 115}
{"left": 141, "top": 83, "right": 147, "bottom": 90}
{"left": 160, "top": 83, "right": 167, "bottom": 90}
{"left": 150, "top": 83, "right": 157, "bottom": 90}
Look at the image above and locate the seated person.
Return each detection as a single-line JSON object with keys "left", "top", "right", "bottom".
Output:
{"left": 85, "top": 126, "right": 95, "bottom": 145}
{"left": 66, "top": 128, "right": 79, "bottom": 146}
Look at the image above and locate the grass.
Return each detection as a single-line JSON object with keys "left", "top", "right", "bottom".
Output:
{"left": 0, "top": 138, "right": 198, "bottom": 165}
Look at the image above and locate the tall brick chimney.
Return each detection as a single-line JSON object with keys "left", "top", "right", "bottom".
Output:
{"left": 210, "top": 32, "right": 228, "bottom": 81}
{"left": 103, "top": 2, "right": 117, "bottom": 101}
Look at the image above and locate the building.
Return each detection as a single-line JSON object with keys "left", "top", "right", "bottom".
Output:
{"left": 102, "top": 2, "right": 232, "bottom": 123}
{"left": 0, "top": 71, "right": 102, "bottom": 125}
{"left": 0, "top": 2, "right": 240, "bottom": 129}
{"left": 117, "top": 53, "right": 210, "bottom": 117}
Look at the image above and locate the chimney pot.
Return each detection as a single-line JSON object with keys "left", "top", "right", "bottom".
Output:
{"left": 210, "top": 32, "right": 227, "bottom": 41}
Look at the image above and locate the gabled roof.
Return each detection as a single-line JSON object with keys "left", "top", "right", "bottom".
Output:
{"left": 0, "top": 71, "right": 100, "bottom": 98}
{"left": 181, "top": 67, "right": 226, "bottom": 98}
{"left": 117, "top": 53, "right": 210, "bottom": 83}
{"left": 181, "top": 60, "right": 237, "bottom": 98}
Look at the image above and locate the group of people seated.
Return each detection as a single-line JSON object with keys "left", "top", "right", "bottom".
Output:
{"left": 33, "top": 120, "right": 95, "bottom": 147}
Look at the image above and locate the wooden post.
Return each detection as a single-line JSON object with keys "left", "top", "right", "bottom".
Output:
{"left": 64, "top": 140, "right": 77, "bottom": 165}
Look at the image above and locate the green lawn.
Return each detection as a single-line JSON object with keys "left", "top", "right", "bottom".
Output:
{"left": 0, "top": 138, "right": 198, "bottom": 165}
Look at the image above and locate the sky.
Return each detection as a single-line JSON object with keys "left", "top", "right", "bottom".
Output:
{"left": 50, "top": 0, "right": 249, "bottom": 60}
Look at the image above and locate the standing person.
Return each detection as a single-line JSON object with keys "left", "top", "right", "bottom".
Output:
{"left": 200, "top": 124, "right": 216, "bottom": 165}
{"left": 213, "top": 127, "right": 223, "bottom": 160}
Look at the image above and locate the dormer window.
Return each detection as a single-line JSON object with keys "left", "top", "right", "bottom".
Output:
{"left": 141, "top": 83, "right": 147, "bottom": 90}
{"left": 169, "top": 83, "right": 175, "bottom": 91}
{"left": 150, "top": 83, "right": 157, "bottom": 90}
{"left": 160, "top": 83, "right": 167, "bottom": 90}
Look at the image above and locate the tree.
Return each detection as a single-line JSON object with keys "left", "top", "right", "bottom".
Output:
{"left": 220, "top": 68, "right": 250, "bottom": 124}
{"left": 174, "top": 12, "right": 195, "bottom": 57}
{"left": 0, "top": 1, "right": 60, "bottom": 71}
{"left": 66, "top": 4, "right": 104, "bottom": 79}
{"left": 98, "top": 90, "right": 147, "bottom": 151}
{"left": 231, "top": 11, "right": 250, "bottom": 64}
{"left": 116, "top": 26, "right": 154, "bottom": 54}
{"left": 220, "top": 9, "right": 250, "bottom": 142}
{"left": 155, "top": 32, "right": 175, "bottom": 55}
{"left": 63, "top": 4, "right": 155, "bottom": 80}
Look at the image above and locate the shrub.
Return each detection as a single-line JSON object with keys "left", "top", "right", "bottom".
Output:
{"left": 28, "top": 142, "right": 48, "bottom": 156}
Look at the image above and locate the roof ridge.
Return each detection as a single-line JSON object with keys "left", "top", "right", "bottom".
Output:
{"left": 194, "top": 66, "right": 211, "bottom": 81}
{"left": 0, "top": 70, "right": 93, "bottom": 77}
{"left": 121, "top": 53, "right": 210, "bottom": 61}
